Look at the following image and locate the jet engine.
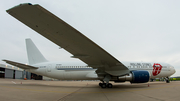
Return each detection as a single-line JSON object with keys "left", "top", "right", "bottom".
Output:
{"left": 117, "top": 70, "right": 150, "bottom": 83}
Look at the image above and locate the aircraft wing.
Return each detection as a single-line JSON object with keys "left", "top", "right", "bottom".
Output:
{"left": 3, "top": 60, "right": 38, "bottom": 69}
{"left": 6, "top": 3, "right": 129, "bottom": 76}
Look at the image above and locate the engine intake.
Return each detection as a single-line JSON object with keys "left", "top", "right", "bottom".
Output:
{"left": 118, "top": 70, "right": 150, "bottom": 83}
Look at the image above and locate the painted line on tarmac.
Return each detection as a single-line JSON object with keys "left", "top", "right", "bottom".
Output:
{"left": 11, "top": 81, "right": 16, "bottom": 84}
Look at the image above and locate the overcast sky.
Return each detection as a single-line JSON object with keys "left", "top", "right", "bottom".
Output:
{"left": 0, "top": 0, "right": 180, "bottom": 76}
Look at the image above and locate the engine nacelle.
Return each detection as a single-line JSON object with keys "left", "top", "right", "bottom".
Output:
{"left": 118, "top": 70, "right": 150, "bottom": 83}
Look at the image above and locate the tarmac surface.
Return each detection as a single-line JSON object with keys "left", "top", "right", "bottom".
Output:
{"left": 0, "top": 79, "right": 180, "bottom": 101}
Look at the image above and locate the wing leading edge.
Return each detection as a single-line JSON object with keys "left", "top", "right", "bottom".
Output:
{"left": 6, "top": 3, "right": 129, "bottom": 76}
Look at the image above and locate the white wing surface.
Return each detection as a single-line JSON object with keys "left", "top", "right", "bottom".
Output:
{"left": 6, "top": 3, "right": 129, "bottom": 76}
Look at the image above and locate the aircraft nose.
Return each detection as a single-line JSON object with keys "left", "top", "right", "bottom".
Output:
{"left": 173, "top": 68, "right": 176, "bottom": 74}
{"left": 169, "top": 65, "right": 176, "bottom": 74}
{"left": 171, "top": 66, "right": 176, "bottom": 74}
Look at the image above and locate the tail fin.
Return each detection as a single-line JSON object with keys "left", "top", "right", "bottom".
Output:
{"left": 26, "top": 38, "right": 48, "bottom": 64}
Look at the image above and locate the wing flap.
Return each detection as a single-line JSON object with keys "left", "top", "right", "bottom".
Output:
{"left": 3, "top": 60, "right": 38, "bottom": 69}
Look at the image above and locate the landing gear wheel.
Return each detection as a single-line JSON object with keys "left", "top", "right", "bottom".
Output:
{"left": 99, "top": 83, "right": 103, "bottom": 86}
{"left": 107, "top": 83, "right": 113, "bottom": 88}
{"left": 101, "top": 83, "right": 106, "bottom": 88}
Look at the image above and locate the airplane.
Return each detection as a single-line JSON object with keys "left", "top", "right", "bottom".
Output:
{"left": 4, "top": 3, "right": 176, "bottom": 88}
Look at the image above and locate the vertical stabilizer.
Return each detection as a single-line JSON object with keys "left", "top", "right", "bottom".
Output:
{"left": 26, "top": 38, "right": 48, "bottom": 64}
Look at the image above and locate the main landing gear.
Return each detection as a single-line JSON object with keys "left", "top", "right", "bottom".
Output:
{"left": 99, "top": 82, "right": 113, "bottom": 88}
{"left": 99, "top": 75, "right": 113, "bottom": 88}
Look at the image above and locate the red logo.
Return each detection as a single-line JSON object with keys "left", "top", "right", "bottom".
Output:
{"left": 152, "top": 63, "right": 162, "bottom": 76}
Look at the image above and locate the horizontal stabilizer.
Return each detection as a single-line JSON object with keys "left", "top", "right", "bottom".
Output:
{"left": 3, "top": 59, "right": 38, "bottom": 69}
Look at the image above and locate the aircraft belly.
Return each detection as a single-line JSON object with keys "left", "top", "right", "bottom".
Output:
{"left": 44, "top": 70, "right": 98, "bottom": 80}
{"left": 62, "top": 71, "right": 98, "bottom": 80}
{"left": 30, "top": 69, "right": 46, "bottom": 76}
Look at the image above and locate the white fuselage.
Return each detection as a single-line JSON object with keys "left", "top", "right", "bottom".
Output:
{"left": 27, "top": 62, "right": 176, "bottom": 81}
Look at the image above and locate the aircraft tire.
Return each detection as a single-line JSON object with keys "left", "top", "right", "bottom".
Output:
{"left": 107, "top": 83, "right": 113, "bottom": 88}
{"left": 101, "top": 83, "right": 106, "bottom": 88}
{"left": 99, "top": 83, "right": 103, "bottom": 86}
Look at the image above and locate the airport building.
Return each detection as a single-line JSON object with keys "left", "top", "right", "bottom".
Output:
{"left": 0, "top": 64, "right": 24, "bottom": 79}
{"left": 0, "top": 63, "right": 59, "bottom": 81}
{"left": 0, "top": 64, "right": 43, "bottom": 80}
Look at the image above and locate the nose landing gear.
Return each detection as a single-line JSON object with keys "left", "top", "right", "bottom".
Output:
{"left": 165, "top": 77, "right": 170, "bottom": 83}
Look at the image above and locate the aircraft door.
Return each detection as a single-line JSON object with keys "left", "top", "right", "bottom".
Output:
{"left": 47, "top": 64, "right": 52, "bottom": 72}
